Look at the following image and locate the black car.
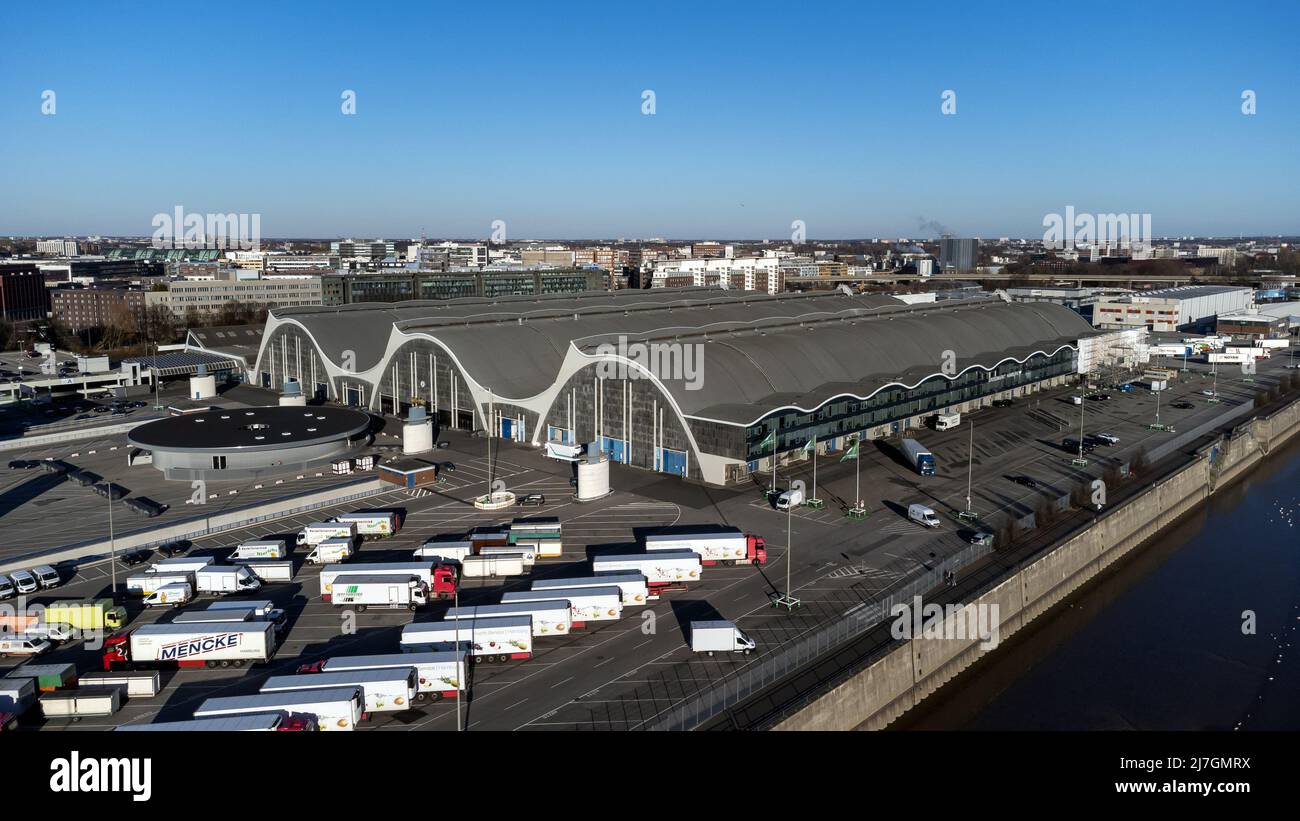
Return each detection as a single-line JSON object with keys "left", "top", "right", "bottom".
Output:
{"left": 518, "top": 493, "right": 546, "bottom": 507}
{"left": 1086, "top": 393, "right": 1111, "bottom": 401}
{"left": 991, "top": 399, "right": 1014, "bottom": 408}
{"left": 157, "top": 540, "right": 191, "bottom": 557}
{"left": 1171, "top": 401, "right": 1194, "bottom": 410}
{"left": 117, "top": 549, "right": 152, "bottom": 568}
{"left": 1009, "top": 475, "right": 1040, "bottom": 489}
{"left": 92, "top": 405, "right": 111, "bottom": 414}
{"left": 1062, "top": 438, "right": 1096, "bottom": 454}
{"left": 7, "top": 459, "right": 38, "bottom": 470}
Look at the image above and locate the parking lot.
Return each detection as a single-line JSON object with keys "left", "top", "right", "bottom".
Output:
{"left": 1, "top": 351, "right": 1293, "bottom": 730}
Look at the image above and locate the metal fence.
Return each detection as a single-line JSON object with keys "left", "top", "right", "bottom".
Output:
{"left": 645, "top": 540, "right": 994, "bottom": 731}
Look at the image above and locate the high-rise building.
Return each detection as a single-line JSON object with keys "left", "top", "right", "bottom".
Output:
{"left": 939, "top": 237, "right": 978, "bottom": 272}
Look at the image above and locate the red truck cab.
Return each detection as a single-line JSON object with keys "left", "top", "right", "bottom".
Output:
{"left": 101, "top": 630, "right": 131, "bottom": 671}
{"left": 429, "top": 563, "right": 457, "bottom": 600}
{"left": 747, "top": 534, "right": 768, "bottom": 565}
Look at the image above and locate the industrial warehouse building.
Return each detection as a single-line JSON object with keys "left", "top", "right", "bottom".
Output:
{"left": 1092, "top": 285, "right": 1254, "bottom": 333}
{"left": 251, "top": 288, "right": 1096, "bottom": 485}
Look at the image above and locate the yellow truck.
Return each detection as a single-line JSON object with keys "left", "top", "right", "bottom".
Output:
{"left": 44, "top": 600, "right": 127, "bottom": 631}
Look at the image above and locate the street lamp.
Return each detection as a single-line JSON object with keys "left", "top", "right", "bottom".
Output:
{"left": 773, "top": 493, "right": 800, "bottom": 611}
{"left": 108, "top": 489, "right": 118, "bottom": 602}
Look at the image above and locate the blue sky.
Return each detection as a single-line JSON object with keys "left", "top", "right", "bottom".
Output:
{"left": 1, "top": 0, "right": 1297, "bottom": 239}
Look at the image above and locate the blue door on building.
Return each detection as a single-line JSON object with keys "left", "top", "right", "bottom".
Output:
{"left": 661, "top": 448, "right": 687, "bottom": 477}
{"left": 602, "top": 436, "right": 626, "bottom": 463}
{"left": 345, "top": 386, "right": 362, "bottom": 407}
{"left": 501, "top": 418, "right": 513, "bottom": 440}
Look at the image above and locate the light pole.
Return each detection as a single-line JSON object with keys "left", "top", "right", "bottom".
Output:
{"left": 108, "top": 490, "right": 118, "bottom": 602}
{"left": 773, "top": 491, "right": 800, "bottom": 611}
{"left": 454, "top": 583, "right": 462, "bottom": 731}
{"left": 959, "top": 422, "right": 977, "bottom": 521}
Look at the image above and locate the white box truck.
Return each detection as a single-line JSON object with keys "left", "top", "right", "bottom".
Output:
{"left": 689, "top": 620, "right": 756, "bottom": 656}
{"left": 401, "top": 617, "right": 532, "bottom": 663}
{"left": 319, "top": 562, "right": 457, "bottom": 602}
{"left": 298, "top": 521, "right": 357, "bottom": 547}
{"left": 643, "top": 527, "right": 767, "bottom": 565}
{"left": 149, "top": 557, "right": 213, "bottom": 575}
{"left": 194, "top": 565, "right": 262, "bottom": 596}
{"left": 442, "top": 601, "right": 571, "bottom": 637}
{"left": 501, "top": 586, "right": 623, "bottom": 626}
{"left": 461, "top": 554, "right": 528, "bottom": 578}
{"left": 240, "top": 560, "right": 294, "bottom": 584}
{"left": 413, "top": 539, "right": 474, "bottom": 563}
{"left": 306, "top": 536, "right": 355, "bottom": 565}
{"left": 330, "top": 574, "right": 429, "bottom": 611}
{"left": 126, "top": 572, "right": 193, "bottom": 596}
{"left": 535, "top": 573, "right": 650, "bottom": 605}
{"left": 297, "top": 650, "right": 466, "bottom": 701}
{"left": 227, "top": 539, "right": 287, "bottom": 562}
{"left": 934, "top": 412, "right": 961, "bottom": 431}
{"left": 332, "top": 512, "right": 399, "bottom": 537}
{"left": 261, "top": 668, "right": 418, "bottom": 716}
{"left": 591, "top": 551, "right": 703, "bottom": 589}
{"left": 194, "top": 686, "right": 363, "bottom": 731}
{"left": 142, "top": 582, "right": 192, "bottom": 608}
{"left": 101, "top": 622, "right": 276, "bottom": 671}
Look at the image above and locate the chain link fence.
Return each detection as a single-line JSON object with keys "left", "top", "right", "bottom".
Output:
{"left": 646, "top": 540, "right": 994, "bottom": 730}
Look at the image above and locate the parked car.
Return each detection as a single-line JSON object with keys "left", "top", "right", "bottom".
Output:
{"left": 436, "top": 441, "right": 450, "bottom": 449}
{"left": 7, "top": 459, "right": 38, "bottom": 470}
{"left": 1086, "top": 393, "right": 1111, "bottom": 401}
{"left": 518, "top": 493, "right": 546, "bottom": 507}
{"left": 1201, "top": 390, "right": 1217, "bottom": 397}
{"left": 93, "top": 406, "right": 111, "bottom": 414}
{"left": 157, "top": 540, "right": 192, "bottom": 558}
{"left": 991, "top": 399, "right": 1014, "bottom": 408}
{"left": 1009, "top": 475, "right": 1040, "bottom": 489}
{"left": 118, "top": 549, "right": 152, "bottom": 568}
{"left": 1171, "top": 401, "right": 1195, "bottom": 410}
{"left": 1092, "top": 432, "right": 1120, "bottom": 445}
{"left": 1062, "top": 438, "right": 1096, "bottom": 454}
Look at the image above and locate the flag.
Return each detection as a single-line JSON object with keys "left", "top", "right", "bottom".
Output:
{"left": 840, "top": 437, "right": 859, "bottom": 462}
{"left": 758, "top": 430, "right": 775, "bottom": 452}
{"left": 802, "top": 436, "right": 816, "bottom": 455}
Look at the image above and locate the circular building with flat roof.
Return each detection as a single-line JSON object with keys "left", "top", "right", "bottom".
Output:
{"left": 129, "top": 405, "right": 372, "bottom": 480}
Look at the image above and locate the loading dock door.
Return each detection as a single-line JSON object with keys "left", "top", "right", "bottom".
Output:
{"left": 345, "top": 385, "right": 363, "bottom": 407}
{"left": 661, "top": 447, "right": 687, "bottom": 477}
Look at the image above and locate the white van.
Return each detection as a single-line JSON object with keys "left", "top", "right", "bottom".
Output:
{"left": 907, "top": 503, "right": 941, "bottom": 528}
{"left": 0, "top": 635, "right": 52, "bottom": 657}
{"left": 31, "top": 565, "right": 61, "bottom": 589}
{"left": 7, "top": 571, "right": 37, "bottom": 595}
{"left": 775, "top": 487, "right": 804, "bottom": 510}
{"left": 143, "top": 582, "right": 193, "bottom": 608}
{"left": 0, "top": 577, "right": 14, "bottom": 600}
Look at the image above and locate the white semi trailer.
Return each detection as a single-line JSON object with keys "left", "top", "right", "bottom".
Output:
{"left": 400, "top": 617, "right": 532, "bottom": 663}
